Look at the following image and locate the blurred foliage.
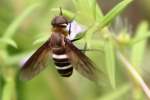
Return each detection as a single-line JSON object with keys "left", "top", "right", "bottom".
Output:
{"left": 0, "top": 0, "right": 150, "bottom": 100}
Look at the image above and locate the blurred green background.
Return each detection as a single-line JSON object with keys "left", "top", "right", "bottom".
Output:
{"left": 0, "top": 0, "right": 150, "bottom": 100}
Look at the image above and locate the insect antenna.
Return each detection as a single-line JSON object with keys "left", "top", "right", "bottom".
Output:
{"left": 59, "top": 7, "right": 63, "bottom": 15}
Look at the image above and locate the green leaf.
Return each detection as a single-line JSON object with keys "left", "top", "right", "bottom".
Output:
{"left": 89, "top": 0, "right": 96, "bottom": 20}
{"left": 73, "top": 0, "right": 97, "bottom": 25}
{"left": 72, "top": 0, "right": 78, "bottom": 8}
{"left": 0, "top": 38, "right": 17, "bottom": 48}
{"left": 73, "top": 0, "right": 103, "bottom": 19}
{"left": 33, "top": 35, "right": 49, "bottom": 45}
{"left": 131, "top": 21, "right": 149, "bottom": 71}
{"left": 89, "top": 0, "right": 104, "bottom": 21}
{"left": 3, "top": 3, "right": 41, "bottom": 38}
{"left": 99, "top": 0, "right": 133, "bottom": 29}
{"left": 84, "top": 0, "right": 133, "bottom": 35}
{"left": 98, "top": 84, "right": 130, "bottom": 100}
{"left": 95, "top": 3, "right": 104, "bottom": 21}
{"left": 104, "top": 37, "right": 116, "bottom": 88}
{"left": 129, "top": 32, "right": 150, "bottom": 46}
{"left": 7, "top": 51, "right": 33, "bottom": 65}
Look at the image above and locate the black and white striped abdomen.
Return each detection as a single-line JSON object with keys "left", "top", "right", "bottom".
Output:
{"left": 52, "top": 47, "right": 73, "bottom": 77}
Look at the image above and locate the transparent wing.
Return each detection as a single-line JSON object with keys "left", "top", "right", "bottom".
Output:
{"left": 65, "top": 38, "right": 97, "bottom": 80}
{"left": 20, "top": 40, "right": 51, "bottom": 80}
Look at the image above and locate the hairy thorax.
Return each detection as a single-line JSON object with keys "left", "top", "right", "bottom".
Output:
{"left": 50, "top": 27, "right": 68, "bottom": 48}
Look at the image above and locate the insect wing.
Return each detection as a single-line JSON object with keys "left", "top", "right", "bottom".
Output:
{"left": 20, "top": 40, "right": 51, "bottom": 80}
{"left": 65, "top": 38, "right": 97, "bottom": 80}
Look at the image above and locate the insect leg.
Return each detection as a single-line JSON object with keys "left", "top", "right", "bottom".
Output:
{"left": 68, "top": 23, "right": 71, "bottom": 35}
{"left": 79, "top": 43, "right": 102, "bottom": 53}
{"left": 80, "top": 42, "right": 87, "bottom": 53}
{"left": 71, "top": 37, "right": 83, "bottom": 42}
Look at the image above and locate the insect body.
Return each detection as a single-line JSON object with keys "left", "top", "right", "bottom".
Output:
{"left": 52, "top": 47, "right": 73, "bottom": 77}
{"left": 20, "top": 11, "right": 97, "bottom": 81}
{"left": 51, "top": 34, "right": 73, "bottom": 77}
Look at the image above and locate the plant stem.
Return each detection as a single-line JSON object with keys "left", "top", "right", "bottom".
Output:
{"left": 2, "top": 78, "right": 16, "bottom": 100}
{"left": 117, "top": 52, "right": 150, "bottom": 99}
{"left": 1, "top": 67, "right": 16, "bottom": 100}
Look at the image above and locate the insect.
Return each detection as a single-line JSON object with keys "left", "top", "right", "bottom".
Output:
{"left": 20, "top": 9, "right": 97, "bottom": 81}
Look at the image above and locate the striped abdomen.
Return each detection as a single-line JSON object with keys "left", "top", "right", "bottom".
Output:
{"left": 52, "top": 47, "right": 73, "bottom": 77}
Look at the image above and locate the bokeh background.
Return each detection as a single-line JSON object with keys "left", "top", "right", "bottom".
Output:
{"left": 0, "top": 0, "right": 150, "bottom": 100}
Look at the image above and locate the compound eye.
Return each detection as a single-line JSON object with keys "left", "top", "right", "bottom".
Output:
{"left": 51, "top": 16, "right": 68, "bottom": 27}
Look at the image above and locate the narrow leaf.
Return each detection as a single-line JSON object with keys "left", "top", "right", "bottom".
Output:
{"left": 89, "top": 0, "right": 104, "bottom": 21}
{"left": 131, "top": 21, "right": 149, "bottom": 71}
{"left": 129, "top": 32, "right": 150, "bottom": 46}
{"left": 33, "top": 35, "right": 49, "bottom": 45}
{"left": 95, "top": 4, "right": 104, "bottom": 21}
{"left": 104, "top": 37, "right": 116, "bottom": 88}
{"left": 72, "top": 0, "right": 78, "bottom": 8}
{"left": 0, "top": 38, "right": 17, "bottom": 48}
{"left": 3, "top": 3, "right": 41, "bottom": 38}
{"left": 98, "top": 84, "right": 130, "bottom": 100}
{"left": 7, "top": 51, "right": 34, "bottom": 65}
{"left": 84, "top": 0, "right": 133, "bottom": 35}
{"left": 99, "top": 0, "right": 133, "bottom": 29}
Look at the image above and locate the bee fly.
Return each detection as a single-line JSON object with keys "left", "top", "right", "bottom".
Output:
{"left": 20, "top": 8, "right": 98, "bottom": 81}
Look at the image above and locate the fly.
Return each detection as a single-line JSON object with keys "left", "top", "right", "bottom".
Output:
{"left": 20, "top": 8, "right": 97, "bottom": 81}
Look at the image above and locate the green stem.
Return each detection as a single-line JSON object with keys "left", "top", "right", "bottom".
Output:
{"left": 2, "top": 78, "right": 16, "bottom": 100}
{"left": 1, "top": 67, "right": 16, "bottom": 100}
